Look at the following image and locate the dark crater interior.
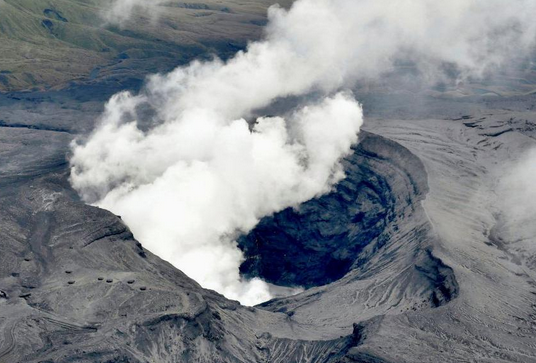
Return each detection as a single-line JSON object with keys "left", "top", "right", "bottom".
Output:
{"left": 238, "top": 131, "right": 433, "bottom": 288}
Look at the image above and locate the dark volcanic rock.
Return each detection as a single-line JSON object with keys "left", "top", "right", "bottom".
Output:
{"left": 238, "top": 132, "right": 430, "bottom": 288}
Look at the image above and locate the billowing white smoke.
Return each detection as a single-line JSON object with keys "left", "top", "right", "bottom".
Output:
{"left": 72, "top": 0, "right": 536, "bottom": 305}
{"left": 71, "top": 92, "right": 361, "bottom": 305}
{"left": 102, "top": 0, "right": 165, "bottom": 26}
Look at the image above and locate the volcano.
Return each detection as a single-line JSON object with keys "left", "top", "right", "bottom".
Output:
{"left": 1, "top": 0, "right": 536, "bottom": 362}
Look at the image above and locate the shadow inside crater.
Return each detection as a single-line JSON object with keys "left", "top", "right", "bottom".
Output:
{"left": 238, "top": 131, "right": 458, "bottom": 307}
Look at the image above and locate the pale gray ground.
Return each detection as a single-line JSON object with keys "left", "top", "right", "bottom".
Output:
{"left": 1, "top": 82, "right": 536, "bottom": 362}
{"left": 1, "top": 2, "right": 536, "bottom": 361}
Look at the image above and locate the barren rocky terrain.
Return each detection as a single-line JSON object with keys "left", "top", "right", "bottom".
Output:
{"left": 1, "top": 1, "right": 536, "bottom": 363}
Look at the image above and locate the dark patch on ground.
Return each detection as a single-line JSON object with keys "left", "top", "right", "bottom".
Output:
{"left": 41, "top": 19, "right": 55, "bottom": 34}
{"left": 238, "top": 132, "right": 429, "bottom": 288}
{"left": 43, "top": 9, "right": 68, "bottom": 22}
{"left": 415, "top": 249, "right": 459, "bottom": 307}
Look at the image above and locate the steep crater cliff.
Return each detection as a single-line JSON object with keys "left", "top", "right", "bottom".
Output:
{"left": 238, "top": 131, "right": 458, "bottom": 307}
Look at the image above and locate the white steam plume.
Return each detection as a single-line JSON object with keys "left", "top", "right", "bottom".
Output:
{"left": 72, "top": 92, "right": 362, "bottom": 305}
{"left": 102, "top": 0, "right": 165, "bottom": 26}
{"left": 497, "top": 147, "right": 536, "bottom": 249}
{"left": 72, "top": 0, "right": 536, "bottom": 305}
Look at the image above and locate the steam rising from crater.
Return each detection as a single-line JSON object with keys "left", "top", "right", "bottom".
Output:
{"left": 74, "top": 0, "right": 536, "bottom": 305}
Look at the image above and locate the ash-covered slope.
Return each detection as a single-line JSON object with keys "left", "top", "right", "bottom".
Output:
{"left": 3, "top": 0, "right": 536, "bottom": 362}
{"left": 254, "top": 95, "right": 536, "bottom": 363}
{"left": 5, "top": 87, "right": 536, "bottom": 362}
{"left": 348, "top": 104, "right": 536, "bottom": 363}
{"left": 0, "top": 116, "right": 358, "bottom": 363}
{"left": 2, "top": 4, "right": 536, "bottom": 358}
{"left": 0, "top": 85, "right": 460, "bottom": 363}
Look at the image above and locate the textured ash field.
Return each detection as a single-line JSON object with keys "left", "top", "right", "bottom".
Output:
{"left": 1, "top": 1, "right": 536, "bottom": 362}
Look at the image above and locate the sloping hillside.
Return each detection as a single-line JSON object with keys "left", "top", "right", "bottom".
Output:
{"left": 0, "top": 0, "right": 290, "bottom": 91}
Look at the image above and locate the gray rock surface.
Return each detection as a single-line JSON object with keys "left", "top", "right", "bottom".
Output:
{"left": 2, "top": 4, "right": 536, "bottom": 359}
{"left": 2, "top": 87, "right": 536, "bottom": 362}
